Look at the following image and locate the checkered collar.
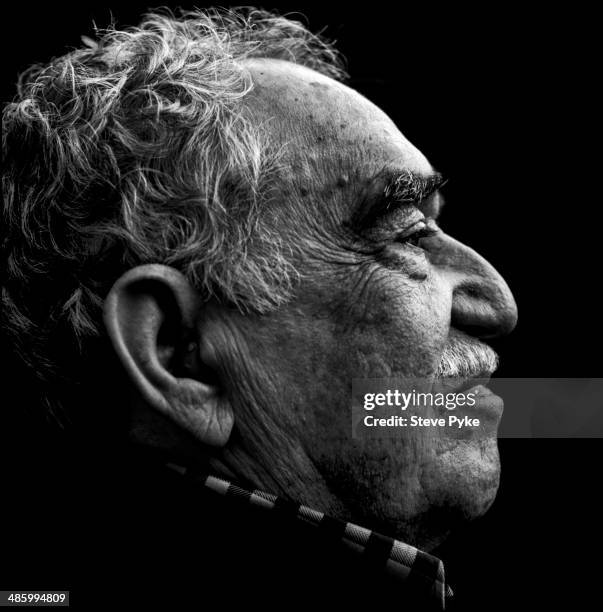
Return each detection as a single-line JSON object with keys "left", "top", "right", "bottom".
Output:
{"left": 166, "top": 462, "right": 453, "bottom": 609}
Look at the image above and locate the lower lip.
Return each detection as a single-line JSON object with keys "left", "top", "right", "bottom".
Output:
{"left": 462, "top": 384, "right": 504, "bottom": 421}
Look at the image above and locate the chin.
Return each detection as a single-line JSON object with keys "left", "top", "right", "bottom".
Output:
{"left": 424, "top": 437, "right": 501, "bottom": 522}
{"left": 320, "top": 437, "right": 501, "bottom": 551}
{"left": 392, "top": 437, "right": 501, "bottom": 551}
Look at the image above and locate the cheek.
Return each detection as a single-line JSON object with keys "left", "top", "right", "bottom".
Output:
{"left": 301, "top": 266, "right": 451, "bottom": 445}
{"left": 332, "top": 264, "right": 452, "bottom": 379}
{"left": 245, "top": 263, "right": 453, "bottom": 443}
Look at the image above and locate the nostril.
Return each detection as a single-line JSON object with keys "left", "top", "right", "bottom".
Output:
{"left": 455, "top": 284, "right": 481, "bottom": 299}
{"left": 451, "top": 286, "right": 518, "bottom": 340}
{"left": 451, "top": 294, "right": 498, "bottom": 337}
{"left": 453, "top": 322, "right": 501, "bottom": 340}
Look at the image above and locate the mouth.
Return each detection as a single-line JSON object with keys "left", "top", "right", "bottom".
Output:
{"left": 465, "top": 384, "right": 504, "bottom": 423}
{"left": 454, "top": 372, "right": 492, "bottom": 393}
{"left": 433, "top": 371, "right": 492, "bottom": 394}
{"left": 433, "top": 373, "right": 504, "bottom": 424}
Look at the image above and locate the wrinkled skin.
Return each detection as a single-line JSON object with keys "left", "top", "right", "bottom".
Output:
{"left": 190, "top": 59, "right": 517, "bottom": 550}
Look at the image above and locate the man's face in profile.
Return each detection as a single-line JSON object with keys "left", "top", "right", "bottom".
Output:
{"left": 188, "top": 58, "right": 517, "bottom": 549}
{"left": 1, "top": 8, "right": 520, "bottom": 558}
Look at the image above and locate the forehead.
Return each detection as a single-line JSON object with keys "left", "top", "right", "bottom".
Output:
{"left": 242, "top": 58, "right": 432, "bottom": 186}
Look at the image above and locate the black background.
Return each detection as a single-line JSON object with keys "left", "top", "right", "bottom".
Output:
{"left": 2, "top": 2, "right": 601, "bottom": 609}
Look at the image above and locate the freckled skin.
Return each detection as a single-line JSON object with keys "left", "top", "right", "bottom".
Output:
{"left": 207, "top": 59, "right": 518, "bottom": 549}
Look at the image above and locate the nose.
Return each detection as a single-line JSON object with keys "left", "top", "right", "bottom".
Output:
{"left": 428, "top": 233, "right": 518, "bottom": 340}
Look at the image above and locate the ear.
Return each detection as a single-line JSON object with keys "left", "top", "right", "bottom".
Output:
{"left": 103, "top": 264, "right": 233, "bottom": 447}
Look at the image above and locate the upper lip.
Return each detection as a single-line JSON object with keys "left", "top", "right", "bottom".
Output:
{"left": 457, "top": 372, "right": 492, "bottom": 392}
{"left": 433, "top": 372, "right": 492, "bottom": 394}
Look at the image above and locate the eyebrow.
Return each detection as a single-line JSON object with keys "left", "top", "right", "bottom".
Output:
{"left": 384, "top": 171, "right": 446, "bottom": 205}
{"left": 355, "top": 169, "right": 447, "bottom": 225}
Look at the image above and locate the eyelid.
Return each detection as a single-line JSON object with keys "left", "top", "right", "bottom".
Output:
{"left": 393, "top": 216, "right": 441, "bottom": 247}
{"left": 379, "top": 202, "right": 424, "bottom": 225}
{"left": 395, "top": 218, "right": 427, "bottom": 240}
{"left": 360, "top": 206, "right": 419, "bottom": 240}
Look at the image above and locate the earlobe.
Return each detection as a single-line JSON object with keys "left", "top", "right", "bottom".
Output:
{"left": 103, "top": 264, "right": 234, "bottom": 447}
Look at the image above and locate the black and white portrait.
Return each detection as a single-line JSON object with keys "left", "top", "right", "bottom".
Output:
{"left": 1, "top": 4, "right": 599, "bottom": 610}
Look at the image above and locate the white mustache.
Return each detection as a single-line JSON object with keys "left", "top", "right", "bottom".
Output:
{"left": 436, "top": 334, "right": 499, "bottom": 378}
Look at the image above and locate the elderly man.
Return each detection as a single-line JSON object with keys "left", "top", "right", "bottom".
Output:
{"left": 2, "top": 8, "right": 516, "bottom": 610}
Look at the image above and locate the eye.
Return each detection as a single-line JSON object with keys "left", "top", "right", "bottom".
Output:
{"left": 395, "top": 218, "right": 439, "bottom": 247}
